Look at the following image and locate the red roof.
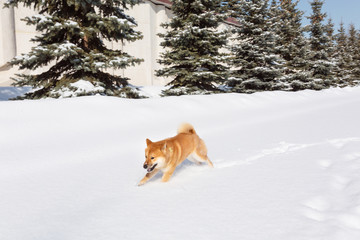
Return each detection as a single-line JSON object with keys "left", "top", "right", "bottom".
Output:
{"left": 225, "top": 17, "right": 240, "bottom": 27}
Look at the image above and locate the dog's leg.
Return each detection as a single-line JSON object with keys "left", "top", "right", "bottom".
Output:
{"left": 188, "top": 155, "right": 202, "bottom": 165}
{"left": 138, "top": 169, "right": 159, "bottom": 186}
{"left": 195, "top": 139, "right": 214, "bottom": 168}
{"left": 161, "top": 167, "right": 176, "bottom": 182}
{"left": 204, "top": 156, "right": 214, "bottom": 168}
{"left": 190, "top": 152, "right": 214, "bottom": 167}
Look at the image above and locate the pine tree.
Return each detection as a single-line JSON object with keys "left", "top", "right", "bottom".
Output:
{"left": 355, "top": 31, "right": 360, "bottom": 86}
{"left": 156, "top": 0, "right": 229, "bottom": 96}
{"left": 272, "top": 0, "right": 312, "bottom": 91}
{"left": 325, "top": 18, "right": 335, "bottom": 40}
{"left": 324, "top": 17, "right": 336, "bottom": 60}
{"left": 4, "top": 0, "right": 143, "bottom": 99}
{"left": 324, "top": 17, "right": 337, "bottom": 80}
{"left": 346, "top": 24, "right": 360, "bottom": 84}
{"left": 226, "top": 0, "right": 284, "bottom": 93}
{"left": 306, "top": 0, "right": 335, "bottom": 89}
{"left": 333, "top": 21, "right": 350, "bottom": 83}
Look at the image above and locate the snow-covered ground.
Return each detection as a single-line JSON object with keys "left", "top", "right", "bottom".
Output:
{"left": 1, "top": 87, "right": 360, "bottom": 240}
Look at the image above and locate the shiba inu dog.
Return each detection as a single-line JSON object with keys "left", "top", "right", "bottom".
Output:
{"left": 138, "top": 123, "right": 213, "bottom": 186}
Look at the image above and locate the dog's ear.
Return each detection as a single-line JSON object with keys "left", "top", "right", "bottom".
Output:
{"left": 161, "top": 142, "right": 167, "bottom": 152}
{"left": 146, "top": 139, "right": 152, "bottom": 146}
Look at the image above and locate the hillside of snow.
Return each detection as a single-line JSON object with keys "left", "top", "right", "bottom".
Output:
{"left": 1, "top": 87, "right": 360, "bottom": 240}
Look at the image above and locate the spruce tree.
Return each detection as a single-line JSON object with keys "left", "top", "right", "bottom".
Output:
{"left": 324, "top": 17, "right": 337, "bottom": 80}
{"left": 346, "top": 24, "right": 360, "bottom": 84}
{"left": 156, "top": 0, "right": 229, "bottom": 96}
{"left": 334, "top": 21, "right": 350, "bottom": 83}
{"left": 325, "top": 17, "right": 336, "bottom": 60}
{"left": 325, "top": 18, "right": 335, "bottom": 40}
{"left": 4, "top": 0, "right": 143, "bottom": 99}
{"left": 272, "top": 0, "right": 311, "bottom": 91}
{"left": 355, "top": 31, "right": 360, "bottom": 86}
{"left": 306, "top": 0, "right": 335, "bottom": 89}
{"left": 226, "top": 0, "right": 284, "bottom": 93}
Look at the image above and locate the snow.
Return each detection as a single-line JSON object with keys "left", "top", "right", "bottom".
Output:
{"left": 64, "top": 20, "right": 79, "bottom": 27}
{"left": 109, "top": 56, "right": 130, "bottom": 66}
{"left": 93, "top": 62, "right": 106, "bottom": 69}
{"left": 53, "top": 80, "right": 106, "bottom": 98}
{"left": 14, "top": 53, "right": 37, "bottom": 63}
{"left": 136, "top": 85, "right": 166, "bottom": 98}
{"left": 54, "top": 41, "right": 82, "bottom": 55}
{"left": 109, "top": 16, "right": 133, "bottom": 25}
{"left": 70, "top": 80, "right": 105, "bottom": 93}
{"left": 31, "top": 14, "right": 52, "bottom": 24}
{"left": 1, "top": 87, "right": 360, "bottom": 240}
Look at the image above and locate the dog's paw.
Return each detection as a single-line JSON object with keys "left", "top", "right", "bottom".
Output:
{"left": 138, "top": 180, "right": 146, "bottom": 186}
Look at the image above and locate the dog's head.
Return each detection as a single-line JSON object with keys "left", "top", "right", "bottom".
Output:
{"left": 143, "top": 139, "right": 166, "bottom": 172}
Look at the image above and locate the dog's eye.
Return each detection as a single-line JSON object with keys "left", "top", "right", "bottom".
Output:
{"left": 151, "top": 157, "right": 154, "bottom": 160}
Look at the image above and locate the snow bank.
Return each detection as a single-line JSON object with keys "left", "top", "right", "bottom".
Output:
{"left": 53, "top": 80, "right": 106, "bottom": 98}
{"left": 1, "top": 87, "right": 360, "bottom": 240}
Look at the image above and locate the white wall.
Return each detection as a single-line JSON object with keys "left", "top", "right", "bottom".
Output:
{"left": 0, "top": 1, "right": 16, "bottom": 66}
{"left": 0, "top": 3, "right": 44, "bottom": 86}
{"left": 123, "top": 2, "right": 171, "bottom": 86}
{"left": 0, "top": 1, "right": 17, "bottom": 85}
{"left": 0, "top": 1, "right": 172, "bottom": 87}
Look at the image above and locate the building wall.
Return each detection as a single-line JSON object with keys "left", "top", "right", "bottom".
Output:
{"left": 0, "top": 1, "right": 172, "bottom": 87}
{"left": 0, "top": 1, "right": 17, "bottom": 85}
{"left": 122, "top": 2, "right": 172, "bottom": 86}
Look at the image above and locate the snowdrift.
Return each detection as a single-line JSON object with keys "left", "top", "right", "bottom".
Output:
{"left": 1, "top": 87, "right": 360, "bottom": 240}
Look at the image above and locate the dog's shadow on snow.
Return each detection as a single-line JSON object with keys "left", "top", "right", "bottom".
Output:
{"left": 151, "top": 159, "right": 205, "bottom": 182}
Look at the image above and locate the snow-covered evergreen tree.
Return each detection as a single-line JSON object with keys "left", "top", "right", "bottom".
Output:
{"left": 156, "top": 0, "right": 229, "bottom": 96}
{"left": 226, "top": 0, "right": 284, "bottom": 93}
{"left": 346, "top": 24, "right": 360, "bottom": 85}
{"left": 4, "top": 0, "right": 143, "bottom": 99}
{"left": 324, "top": 17, "right": 338, "bottom": 81}
{"left": 334, "top": 21, "right": 350, "bottom": 83}
{"left": 305, "top": 0, "right": 335, "bottom": 89}
{"left": 325, "top": 18, "right": 335, "bottom": 40}
{"left": 355, "top": 31, "right": 360, "bottom": 86}
{"left": 272, "top": 0, "right": 312, "bottom": 91}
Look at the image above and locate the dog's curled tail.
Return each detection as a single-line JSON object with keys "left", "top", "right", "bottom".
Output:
{"left": 177, "top": 123, "right": 196, "bottom": 134}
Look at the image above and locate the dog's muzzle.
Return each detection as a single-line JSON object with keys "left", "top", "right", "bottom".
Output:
{"left": 147, "top": 163, "right": 158, "bottom": 172}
